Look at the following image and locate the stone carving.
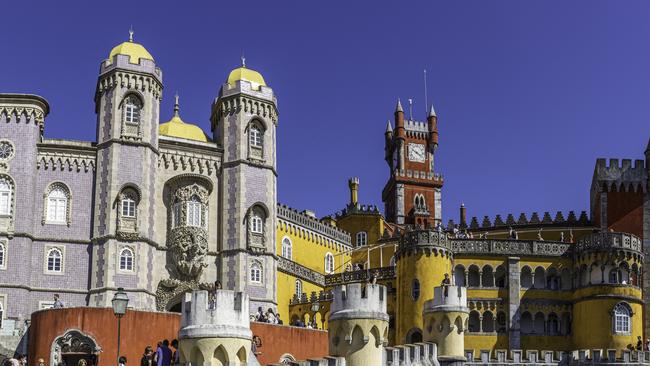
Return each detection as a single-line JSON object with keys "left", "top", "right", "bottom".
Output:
{"left": 576, "top": 232, "right": 643, "bottom": 253}
{"left": 169, "top": 226, "right": 208, "bottom": 280}
{"left": 278, "top": 256, "right": 325, "bottom": 286}
{"left": 155, "top": 278, "right": 213, "bottom": 311}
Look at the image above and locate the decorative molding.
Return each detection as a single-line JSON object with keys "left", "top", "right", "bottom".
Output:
{"left": 216, "top": 95, "right": 278, "bottom": 124}
{"left": 41, "top": 181, "right": 72, "bottom": 227}
{"left": 0, "top": 105, "right": 46, "bottom": 131}
{"left": 37, "top": 150, "right": 96, "bottom": 172}
{"left": 278, "top": 204, "right": 352, "bottom": 246}
{"left": 96, "top": 70, "right": 163, "bottom": 101}
{"left": 159, "top": 150, "right": 220, "bottom": 176}
{"left": 324, "top": 266, "right": 395, "bottom": 287}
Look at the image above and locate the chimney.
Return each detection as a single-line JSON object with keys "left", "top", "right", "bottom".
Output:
{"left": 459, "top": 203, "right": 467, "bottom": 229}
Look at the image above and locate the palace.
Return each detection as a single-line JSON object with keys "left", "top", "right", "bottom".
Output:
{"left": 0, "top": 34, "right": 648, "bottom": 365}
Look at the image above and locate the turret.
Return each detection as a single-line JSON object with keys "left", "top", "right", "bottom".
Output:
{"left": 394, "top": 99, "right": 405, "bottom": 171}
{"left": 427, "top": 104, "right": 438, "bottom": 150}
{"left": 423, "top": 286, "right": 469, "bottom": 365}
{"left": 328, "top": 284, "right": 389, "bottom": 366}
{"left": 384, "top": 120, "right": 393, "bottom": 169}
{"left": 459, "top": 203, "right": 467, "bottom": 229}
{"left": 178, "top": 290, "right": 252, "bottom": 366}
{"left": 348, "top": 177, "right": 360, "bottom": 206}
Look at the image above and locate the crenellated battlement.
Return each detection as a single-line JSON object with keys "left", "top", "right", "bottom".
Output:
{"left": 330, "top": 284, "right": 389, "bottom": 322}
{"left": 334, "top": 203, "right": 382, "bottom": 218}
{"left": 278, "top": 203, "right": 352, "bottom": 246}
{"left": 424, "top": 286, "right": 468, "bottom": 311}
{"left": 466, "top": 210, "right": 590, "bottom": 230}
{"left": 465, "top": 348, "right": 650, "bottom": 365}
{"left": 393, "top": 168, "right": 444, "bottom": 183}
{"left": 179, "top": 290, "right": 252, "bottom": 340}
{"left": 0, "top": 94, "right": 49, "bottom": 130}
{"left": 592, "top": 158, "right": 647, "bottom": 193}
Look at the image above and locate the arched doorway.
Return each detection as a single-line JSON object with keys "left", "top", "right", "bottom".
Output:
{"left": 51, "top": 329, "right": 101, "bottom": 366}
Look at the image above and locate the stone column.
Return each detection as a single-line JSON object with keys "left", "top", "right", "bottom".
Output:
{"left": 508, "top": 257, "right": 521, "bottom": 349}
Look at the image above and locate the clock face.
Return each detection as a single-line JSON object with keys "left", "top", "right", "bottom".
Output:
{"left": 408, "top": 143, "right": 426, "bottom": 163}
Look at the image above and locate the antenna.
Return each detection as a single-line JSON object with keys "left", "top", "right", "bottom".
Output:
{"left": 423, "top": 69, "right": 428, "bottom": 115}
{"left": 408, "top": 98, "right": 414, "bottom": 121}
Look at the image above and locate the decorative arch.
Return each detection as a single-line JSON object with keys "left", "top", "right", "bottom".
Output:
{"left": 51, "top": 329, "right": 101, "bottom": 366}
{"left": 119, "top": 92, "right": 144, "bottom": 138}
{"left": 281, "top": 236, "right": 292, "bottom": 259}
{"left": 0, "top": 174, "right": 14, "bottom": 218}
{"left": 213, "top": 344, "right": 228, "bottom": 366}
{"left": 482, "top": 265, "right": 494, "bottom": 287}
{"left": 247, "top": 118, "right": 266, "bottom": 160}
{"left": 250, "top": 260, "right": 263, "bottom": 284}
{"left": 612, "top": 302, "right": 633, "bottom": 334}
{"left": 482, "top": 311, "right": 494, "bottom": 332}
{"left": 454, "top": 264, "right": 466, "bottom": 286}
{"left": 405, "top": 327, "right": 423, "bottom": 344}
{"left": 468, "top": 265, "right": 480, "bottom": 287}
{"left": 42, "top": 181, "right": 71, "bottom": 226}
{"left": 468, "top": 311, "right": 480, "bottom": 332}
{"left": 521, "top": 266, "right": 533, "bottom": 288}
{"left": 324, "top": 252, "right": 335, "bottom": 274}
{"left": 533, "top": 266, "right": 546, "bottom": 289}
{"left": 521, "top": 311, "right": 533, "bottom": 334}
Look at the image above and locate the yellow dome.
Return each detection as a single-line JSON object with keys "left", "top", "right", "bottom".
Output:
{"left": 159, "top": 96, "right": 208, "bottom": 142}
{"left": 108, "top": 40, "right": 154, "bottom": 64}
{"left": 227, "top": 67, "right": 266, "bottom": 88}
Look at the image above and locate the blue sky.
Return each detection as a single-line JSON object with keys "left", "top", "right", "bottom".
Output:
{"left": 1, "top": 1, "right": 648, "bottom": 223}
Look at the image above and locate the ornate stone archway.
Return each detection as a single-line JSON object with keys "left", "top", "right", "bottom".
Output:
{"left": 155, "top": 278, "right": 214, "bottom": 311}
{"left": 50, "top": 329, "right": 101, "bottom": 366}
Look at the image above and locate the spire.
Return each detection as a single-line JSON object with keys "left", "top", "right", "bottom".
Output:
{"left": 385, "top": 120, "right": 393, "bottom": 133}
{"left": 173, "top": 93, "right": 180, "bottom": 118}
{"left": 428, "top": 104, "right": 437, "bottom": 118}
{"left": 395, "top": 98, "right": 403, "bottom": 113}
{"left": 241, "top": 54, "right": 246, "bottom": 68}
{"left": 129, "top": 26, "right": 134, "bottom": 42}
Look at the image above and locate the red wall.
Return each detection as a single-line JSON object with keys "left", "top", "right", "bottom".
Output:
{"left": 29, "top": 308, "right": 328, "bottom": 366}
{"left": 606, "top": 190, "right": 644, "bottom": 238}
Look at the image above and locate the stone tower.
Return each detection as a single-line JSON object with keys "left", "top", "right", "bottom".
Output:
{"left": 178, "top": 290, "right": 253, "bottom": 366}
{"left": 395, "top": 228, "right": 453, "bottom": 344}
{"left": 90, "top": 34, "right": 163, "bottom": 308}
{"left": 328, "top": 283, "right": 389, "bottom": 366}
{"left": 211, "top": 64, "right": 278, "bottom": 313}
{"left": 383, "top": 101, "right": 443, "bottom": 226}
{"left": 423, "top": 286, "right": 469, "bottom": 366}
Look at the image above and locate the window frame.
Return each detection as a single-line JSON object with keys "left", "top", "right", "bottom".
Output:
{"left": 0, "top": 240, "right": 6, "bottom": 270}
{"left": 613, "top": 302, "right": 632, "bottom": 334}
{"left": 249, "top": 124, "right": 263, "bottom": 149}
{"left": 411, "top": 279, "right": 420, "bottom": 300}
{"left": 0, "top": 177, "right": 13, "bottom": 216}
{"left": 46, "top": 187, "right": 68, "bottom": 224}
{"left": 123, "top": 95, "right": 142, "bottom": 125}
{"left": 250, "top": 213, "right": 264, "bottom": 234}
{"left": 186, "top": 196, "right": 203, "bottom": 227}
{"left": 121, "top": 197, "right": 136, "bottom": 218}
{"left": 250, "top": 261, "right": 263, "bottom": 284}
{"left": 295, "top": 279, "right": 303, "bottom": 297}
{"left": 45, "top": 247, "right": 64, "bottom": 275}
{"left": 356, "top": 231, "right": 367, "bottom": 247}
{"left": 324, "top": 252, "right": 335, "bottom": 274}
{"left": 281, "top": 237, "right": 292, "bottom": 260}
{"left": 118, "top": 247, "right": 135, "bottom": 272}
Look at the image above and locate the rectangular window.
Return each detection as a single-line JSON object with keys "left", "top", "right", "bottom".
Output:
{"left": 122, "top": 200, "right": 136, "bottom": 218}
{"left": 0, "top": 191, "right": 10, "bottom": 215}
{"left": 47, "top": 198, "right": 66, "bottom": 222}
{"left": 186, "top": 201, "right": 202, "bottom": 227}
{"left": 125, "top": 105, "right": 140, "bottom": 124}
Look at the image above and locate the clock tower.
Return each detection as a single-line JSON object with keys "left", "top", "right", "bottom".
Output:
{"left": 382, "top": 100, "right": 443, "bottom": 226}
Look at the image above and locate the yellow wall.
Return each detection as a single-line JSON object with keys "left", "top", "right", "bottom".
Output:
{"left": 336, "top": 213, "right": 384, "bottom": 267}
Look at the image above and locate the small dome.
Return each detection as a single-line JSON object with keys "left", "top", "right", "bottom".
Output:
{"left": 227, "top": 67, "right": 266, "bottom": 89}
{"left": 159, "top": 96, "right": 208, "bottom": 142}
{"left": 108, "top": 31, "right": 154, "bottom": 64}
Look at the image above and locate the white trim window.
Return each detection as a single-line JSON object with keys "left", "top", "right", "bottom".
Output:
{"left": 356, "top": 231, "right": 367, "bottom": 247}
{"left": 46, "top": 187, "right": 68, "bottom": 223}
{"left": 186, "top": 196, "right": 202, "bottom": 227}
{"left": 46, "top": 248, "right": 63, "bottom": 273}
{"left": 325, "top": 252, "right": 335, "bottom": 274}
{"left": 119, "top": 247, "right": 134, "bottom": 271}
{"left": 250, "top": 125, "right": 263, "bottom": 149}
{"left": 613, "top": 303, "right": 631, "bottom": 334}
{"left": 0, "top": 178, "right": 11, "bottom": 215}
{"left": 0, "top": 241, "right": 5, "bottom": 269}
{"left": 250, "top": 262, "right": 262, "bottom": 283}
{"left": 250, "top": 212, "right": 264, "bottom": 234}
{"left": 121, "top": 197, "right": 136, "bottom": 218}
{"left": 282, "top": 237, "right": 292, "bottom": 259}
{"left": 123, "top": 95, "right": 142, "bottom": 124}
{"left": 295, "top": 279, "right": 303, "bottom": 297}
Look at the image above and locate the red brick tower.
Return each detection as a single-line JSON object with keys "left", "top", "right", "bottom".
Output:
{"left": 382, "top": 101, "right": 443, "bottom": 226}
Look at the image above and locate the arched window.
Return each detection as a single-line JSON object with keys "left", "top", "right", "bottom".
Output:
{"left": 281, "top": 237, "right": 292, "bottom": 259}
{"left": 482, "top": 311, "right": 494, "bottom": 332}
{"left": 46, "top": 248, "right": 63, "bottom": 273}
{"left": 0, "top": 241, "right": 5, "bottom": 269}
{"left": 468, "top": 265, "right": 480, "bottom": 287}
{"left": 547, "top": 313, "right": 559, "bottom": 335}
{"left": 521, "top": 266, "right": 533, "bottom": 288}
{"left": 356, "top": 232, "right": 367, "bottom": 247}
{"left": 495, "top": 265, "right": 506, "bottom": 288}
{"left": 250, "top": 261, "right": 262, "bottom": 283}
{"left": 186, "top": 196, "right": 202, "bottom": 227}
{"left": 468, "top": 311, "right": 481, "bottom": 332}
{"left": 454, "top": 265, "right": 466, "bottom": 286}
{"left": 520, "top": 312, "right": 533, "bottom": 334}
{"left": 324, "top": 252, "right": 335, "bottom": 274}
{"left": 613, "top": 303, "right": 632, "bottom": 334}
{"left": 533, "top": 267, "right": 546, "bottom": 289}
{"left": 250, "top": 124, "right": 263, "bottom": 149}
{"left": 547, "top": 267, "right": 560, "bottom": 290}
{"left": 295, "top": 279, "right": 302, "bottom": 297}
{"left": 533, "top": 312, "right": 545, "bottom": 334}
{"left": 119, "top": 248, "right": 134, "bottom": 271}
{"left": 123, "top": 95, "right": 142, "bottom": 124}
{"left": 45, "top": 184, "right": 70, "bottom": 224}
{"left": 411, "top": 279, "right": 420, "bottom": 300}
{"left": 482, "top": 265, "right": 494, "bottom": 287}
{"left": 0, "top": 177, "right": 12, "bottom": 215}
{"left": 609, "top": 268, "right": 620, "bottom": 284}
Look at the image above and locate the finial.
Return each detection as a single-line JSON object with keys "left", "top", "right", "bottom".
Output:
{"left": 241, "top": 53, "right": 246, "bottom": 68}
{"left": 385, "top": 120, "right": 393, "bottom": 133}
{"left": 408, "top": 98, "right": 414, "bottom": 121}
{"left": 428, "top": 104, "right": 437, "bottom": 118}
{"left": 129, "top": 26, "right": 134, "bottom": 42}
{"left": 395, "top": 98, "right": 403, "bottom": 113}
{"left": 173, "top": 92, "right": 180, "bottom": 117}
